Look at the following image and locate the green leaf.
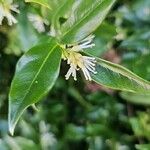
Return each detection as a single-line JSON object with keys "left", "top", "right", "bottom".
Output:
{"left": 9, "top": 39, "right": 62, "bottom": 135}
{"left": 91, "top": 58, "right": 150, "bottom": 93}
{"left": 136, "top": 144, "right": 150, "bottom": 150}
{"left": 58, "top": 0, "right": 116, "bottom": 44}
{"left": 50, "top": 0, "right": 74, "bottom": 37}
{"left": 120, "top": 92, "right": 150, "bottom": 105}
{"left": 25, "top": 0, "right": 51, "bottom": 9}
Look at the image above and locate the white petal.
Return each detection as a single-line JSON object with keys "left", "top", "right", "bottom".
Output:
{"left": 65, "top": 65, "right": 77, "bottom": 80}
{"left": 65, "top": 67, "right": 73, "bottom": 80}
{"left": 84, "top": 64, "right": 96, "bottom": 73}
{"left": 80, "top": 43, "right": 95, "bottom": 49}
{"left": 72, "top": 67, "right": 77, "bottom": 81}
{"left": 82, "top": 68, "right": 89, "bottom": 80}
{"left": 0, "top": 3, "right": 19, "bottom": 26}
{"left": 6, "top": 13, "right": 17, "bottom": 25}
{"left": 83, "top": 56, "right": 96, "bottom": 60}
{"left": 71, "top": 45, "right": 82, "bottom": 52}
{"left": 10, "top": 5, "right": 19, "bottom": 13}
{"left": 84, "top": 60, "right": 96, "bottom": 67}
{"left": 82, "top": 67, "right": 92, "bottom": 81}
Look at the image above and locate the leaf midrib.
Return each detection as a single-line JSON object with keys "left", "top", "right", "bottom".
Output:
{"left": 25, "top": 0, "right": 51, "bottom": 9}
{"left": 19, "top": 44, "right": 57, "bottom": 106}
{"left": 61, "top": 0, "right": 103, "bottom": 40}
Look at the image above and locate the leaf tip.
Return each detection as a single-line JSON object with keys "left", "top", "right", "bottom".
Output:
{"left": 8, "top": 110, "right": 17, "bottom": 136}
{"left": 9, "top": 124, "right": 15, "bottom": 136}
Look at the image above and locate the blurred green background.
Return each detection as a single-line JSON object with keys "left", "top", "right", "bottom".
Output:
{"left": 0, "top": 0, "right": 150, "bottom": 149}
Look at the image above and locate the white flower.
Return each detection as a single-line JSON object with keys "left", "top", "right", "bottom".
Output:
{"left": 62, "top": 35, "right": 97, "bottom": 81}
{"left": 0, "top": 1, "right": 19, "bottom": 25}
{"left": 28, "top": 13, "right": 49, "bottom": 33}
{"left": 66, "top": 34, "right": 95, "bottom": 51}
{"left": 39, "top": 121, "right": 56, "bottom": 149}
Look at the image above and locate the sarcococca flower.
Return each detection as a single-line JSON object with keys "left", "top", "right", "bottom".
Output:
{"left": 62, "top": 35, "right": 97, "bottom": 81}
{"left": 0, "top": 1, "right": 19, "bottom": 25}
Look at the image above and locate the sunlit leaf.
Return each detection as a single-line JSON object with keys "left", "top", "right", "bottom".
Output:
{"left": 91, "top": 58, "right": 150, "bottom": 93}
{"left": 58, "top": 0, "right": 116, "bottom": 44}
{"left": 9, "top": 39, "right": 62, "bottom": 135}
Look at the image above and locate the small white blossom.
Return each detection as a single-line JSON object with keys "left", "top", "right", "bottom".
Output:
{"left": 39, "top": 121, "right": 57, "bottom": 149}
{"left": 63, "top": 35, "right": 97, "bottom": 81}
{"left": 0, "top": 1, "right": 19, "bottom": 25}
{"left": 66, "top": 35, "right": 95, "bottom": 51}
{"left": 65, "top": 63, "right": 77, "bottom": 81}
{"left": 28, "top": 13, "right": 49, "bottom": 33}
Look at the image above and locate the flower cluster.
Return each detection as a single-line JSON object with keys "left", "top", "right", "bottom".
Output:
{"left": 62, "top": 35, "right": 97, "bottom": 81}
{"left": 0, "top": 1, "right": 19, "bottom": 26}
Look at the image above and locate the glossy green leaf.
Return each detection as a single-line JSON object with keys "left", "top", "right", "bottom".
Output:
{"left": 120, "top": 92, "right": 150, "bottom": 105}
{"left": 50, "top": 0, "right": 74, "bottom": 37}
{"left": 58, "top": 0, "right": 116, "bottom": 44}
{"left": 9, "top": 39, "right": 62, "bottom": 135}
{"left": 91, "top": 58, "right": 150, "bottom": 93}
{"left": 25, "top": 0, "right": 51, "bottom": 9}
